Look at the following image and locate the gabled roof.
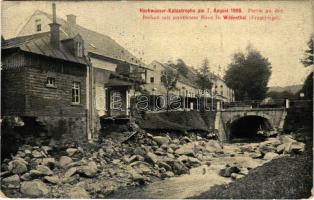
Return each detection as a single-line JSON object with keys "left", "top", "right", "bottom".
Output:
{"left": 2, "top": 32, "right": 86, "bottom": 65}
{"left": 26, "top": 10, "right": 146, "bottom": 67}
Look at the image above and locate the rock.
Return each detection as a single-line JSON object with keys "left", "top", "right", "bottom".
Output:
{"left": 157, "top": 161, "right": 172, "bottom": 171}
{"left": 231, "top": 173, "right": 244, "bottom": 179}
{"left": 41, "top": 146, "right": 52, "bottom": 154}
{"left": 59, "top": 156, "right": 73, "bottom": 168}
{"left": 239, "top": 168, "right": 249, "bottom": 175}
{"left": 64, "top": 167, "right": 77, "bottom": 178}
{"left": 175, "top": 143, "right": 195, "bottom": 156}
{"left": 24, "top": 149, "right": 32, "bottom": 155}
{"left": 290, "top": 142, "right": 305, "bottom": 153}
{"left": 21, "top": 173, "right": 32, "bottom": 181}
{"left": 180, "top": 136, "right": 192, "bottom": 143}
{"left": 65, "top": 186, "right": 89, "bottom": 199}
{"left": 153, "top": 136, "right": 170, "bottom": 145}
{"left": 42, "top": 158, "right": 56, "bottom": 168}
{"left": 249, "top": 152, "right": 263, "bottom": 159}
{"left": 258, "top": 142, "right": 276, "bottom": 155}
{"left": 205, "top": 140, "right": 222, "bottom": 153}
{"left": 131, "top": 172, "right": 150, "bottom": 184}
{"left": 21, "top": 180, "right": 49, "bottom": 198}
{"left": 8, "top": 159, "right": 28, "bottom": 174}
{"left": 264, "top": 152, "right": 280, "bottom": 160}
{"left": 43, "top": 176, "right": 59, "bottom": 185}
{"left": 2, "top": 174, "right": 20, "bottom": 187}
{"left": 32, "top": 150, "right": 44, "bottom": 158}
{"left": 163, "top": 171, "right": 174, "bottom": 178}
{"left": 29, "top": 170, "right": 46, "bottom": 178}
{"left": 172, "top": 161, "right": 189, "bottom": 175}
{"left": 133, "top": 147, "right": 146, "bottom": 157}
{"left": 169, "top": 144, "right": 179, "bottom": 150}
{"left": 145, "top": 152, "right": 159, "bottom": 164}
{"left": 279, "top": 135, "right": 297, "bottom": 144}
{"left": 78, "top": 161, "right": 98, "bottom": 178}
{"left": 98, "top": 148, "right": 105, "bottom": 157}
{"left": 36, "top": 165, "right": 53, "bottom": 176}
{"left": 66, "top": 148, "right": 79, "bottom": 156}
{"left": 177, "top": 155, "right": 201, "bottom": 168}
{"left": 276, "top": 144, "right": 286, "bottom": 154}
{"left": 219, "top": 166, "right": 241, "bottom": 177}
{"left": 129, "top": 161, "right": 151, "bottom": 175}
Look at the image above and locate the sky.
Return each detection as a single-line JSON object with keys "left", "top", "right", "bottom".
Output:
{"left": 2, "top": 1, "right": 313, "bottom": 87}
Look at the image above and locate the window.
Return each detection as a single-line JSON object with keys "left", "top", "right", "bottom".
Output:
{"left": 35, "top": 19, "right": 41, "bottom": 32}
{"left": 150, "top": 77, "right": 154, "bottom": 83}
{"left": 76, "top": 42, "right": 83, "bottom": 57}
{"left": 72, "top": 82, "right": 80, "bottom": 104}
{"left": 46, "top": 77, "right": 56, "bottom": 88}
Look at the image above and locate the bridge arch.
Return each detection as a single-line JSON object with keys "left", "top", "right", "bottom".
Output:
{"left": 226, "top": 114, "right": 274, "bottom": 140}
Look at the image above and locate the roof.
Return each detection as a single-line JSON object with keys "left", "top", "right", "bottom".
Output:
{"left": 28, "top": 10, "right": 146, "bottom": 67}
{"left": 2, "top": 32, "right": 86, "bottom": 65}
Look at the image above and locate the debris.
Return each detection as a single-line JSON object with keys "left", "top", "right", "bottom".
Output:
{"left": 20, "top": 180, "right": 49, "bottom": 198}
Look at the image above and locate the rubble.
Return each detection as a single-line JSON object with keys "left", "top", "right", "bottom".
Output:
{"left": 1, "top": 124, "right": 306, "bottom": 198}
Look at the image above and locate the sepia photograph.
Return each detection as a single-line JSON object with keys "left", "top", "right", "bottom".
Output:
{"left": 1, "top": 0, "right": 313, "bottom": 199}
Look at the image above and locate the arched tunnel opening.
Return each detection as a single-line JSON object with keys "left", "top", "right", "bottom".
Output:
{"left": 229, "top": 116, "right": 273, "bottom": 141}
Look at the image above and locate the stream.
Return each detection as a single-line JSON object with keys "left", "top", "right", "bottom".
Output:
{"left": 107, "top": 142, "right": 267, "bottom": 199}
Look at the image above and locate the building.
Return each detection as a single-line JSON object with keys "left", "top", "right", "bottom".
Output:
{"left": 1, "top": 5, "right": 89, "bottom": 142}
{"left": 15, "top": 4, "right": 147, "bottom": 139}
{"left": 145, "top": 60, "right": 235, "bottom": 110}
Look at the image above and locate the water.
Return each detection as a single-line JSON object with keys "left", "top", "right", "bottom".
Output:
{"left": 107, "top": 143, "right": 266, "bottom": 199}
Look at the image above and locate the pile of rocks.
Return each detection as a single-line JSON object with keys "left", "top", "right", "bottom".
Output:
{"left": 1, "top": 129, "right": 223, "bottom": 198}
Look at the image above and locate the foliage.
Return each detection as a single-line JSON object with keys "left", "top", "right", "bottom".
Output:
{"left": 176, "top": 59, "right": 189, "bottom": 77}
{"left": 299, "top": 72, "right": 313, "bottom": 100}
{"left": 196, "top": 58, "right": 213, "bottom": 91}
{"left": 301, "top": 36, "right": 313, "bottom": 67}
{"left": 267, "top": 91, "right": 295, "bottom": 100}
{"left": 161, "top": 68, "right": 179, "bottom": 110}
{"left": 224, "top": 45, "right": 272, "bottom": 101}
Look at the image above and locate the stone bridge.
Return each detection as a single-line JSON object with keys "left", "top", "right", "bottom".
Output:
{"left": 214, "top": 108, "right": 287, "bottom": 141}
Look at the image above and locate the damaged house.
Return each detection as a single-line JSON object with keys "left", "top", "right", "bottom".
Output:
{"left": 2, "top": 3, "right": 147, "bottom": 143}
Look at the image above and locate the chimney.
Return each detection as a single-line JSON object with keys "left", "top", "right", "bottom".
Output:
{"left": 49, "top": 3, "right": 61, "bottom": 49}
{"left": 66, "top": 14, "right": 76, "bottom": 25}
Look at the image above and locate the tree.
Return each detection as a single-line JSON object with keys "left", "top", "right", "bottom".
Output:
{"left": 301, "top": 36, "right": 313, "bottom": 67}
{"left": 176, "top": 59, "right": 189, "bottom": 77}
{"left": 224, "top": 45, "right": 272, "bottom": 101}
{"left": 161, "top": 68, "right": 179, "bottom": 111}
{"left": 196, "top": 58, "right": 213, "bottom": 91}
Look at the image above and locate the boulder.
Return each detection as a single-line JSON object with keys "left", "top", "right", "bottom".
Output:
{"left": 2, "top": 174, "right": 20, "bottom": 187}
{"left": 279, "top": 135, "right": 297, "bottom": 144}
{"left": 219, "top": 166, "right": 241, "bottom": 177}
{"left": 66, "top": 148, "right": 79, "bottom": 156}
{"left": 264, "top": 152, "right": 280, "bottom": 160}
{"left": 205, "top": 140, "right": 222, "bottom": 153}
{"left": 258, "top": 142, "right": 276, "bottom": 155}
{"left": 21, "top": 173, "right": 32, "bottom": 181}
{"left": 276, "top": 144, "right": 286, "bottom": 154}
{"left": 43, "top": 176, "right": 60, "bottom": 185}
{"left": 36, "top": 165, "right": 53, "bottom": 176}
{"left": 290, "top": 142, "right": 305, "bottom": 153}
{"left": 129, "top": 161, "right": 151, "bottom": 175}
{"left": 177, "top": 155, "right": 201, "bottom": 168}
{"left": 175, "top": 143, "right": 195, "bottom": 156}
{"left": 145, "top": 152, "right": 159, "bottom": 164}
{"left": 172, "top": 161, "right": 189, "bottom": 175}
{"left": 41, "top": 158, "right": 56, "bottom": 168}
{"left": 153, "top": 136, "right": 170, "bottom": 145}
{"left": 231, "top": 173, "right": 244, "bottom": 179}
{"left": 131, "top": 172, "right": 150, "bottom": 184}
{"left": 59, "top": 156, "right": 73, "bottom": 168}
{"left": 64, "top": 186, "right": 90, "bottom": 199}
{"left": 157, "top": 161, "right": 172, "bottom": 171}
{"left": 20, "top": 180, "right": 49, "bottom": 198}
{"left": 64, "top": 167, "right": 78, "bottom": 178}
{"left": 8, "top": 159, "right": 28, "bottom": 174}
{"left": 32, "top": 150, "right": 44, "bottom": 158}
{"left": 162, "top": 171, "right": 174, "bottom": 178}
{"left": 78, "top": 161, "right": 98, "bottom": 178}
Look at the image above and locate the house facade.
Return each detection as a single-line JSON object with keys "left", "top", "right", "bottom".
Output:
{"left": 13, "top": 4, "right": 147, "bottom": 140}
{"left": 1, "top": 7, "right": 89, "bottom": 142}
